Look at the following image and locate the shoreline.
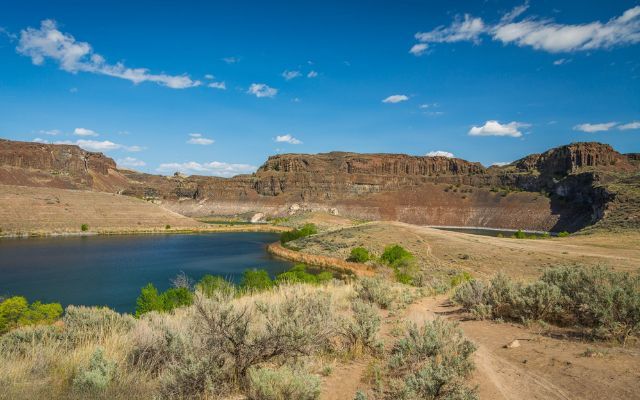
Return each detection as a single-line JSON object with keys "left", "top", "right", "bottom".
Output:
{"left": 266, "top": 241, "right": 375, "bottom": 277}
{"left": 0, "top": 224, "right": 292, "bottom": 239}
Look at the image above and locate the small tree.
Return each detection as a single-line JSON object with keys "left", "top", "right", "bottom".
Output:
{"left": 241, "top": 269, "right": 274, "bottom": 292}
{"left": 197, "top": 275, "right": 235, "bottom": 297}
{"left": 81, "top": 224, "right": 89, "bottom": 232}
{"left": 135, "top": 283, "right": 163, "bottom": 317}
{"left": 380, "top": 244, "right": 412, "bottom": 266}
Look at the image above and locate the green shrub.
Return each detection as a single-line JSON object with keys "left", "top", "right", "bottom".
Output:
{"left": 247, "top": 366, "right": 321, "bottom": 400}
{"left": 165, "top": 224, "right": 171, "bottom": 230}
{"left": 450, "top": 272, "right": 473, "bottom": 288}
{"left": 513, "top": 229, "right": 526, "bottom": 239}
{"left": 387, "top": 318, "right": 477, "bottom": 400}
{"left": 557, "top": 231, "right": 570, "bottom": 237}
{"left": 241, "top": 269, "right": 274, "bottom": 292}
{"left": 135, "top": 284, "right": 194, "bottom": 316}
{"left": 280, "top": 223, "right": 318, "bottom": 244}
{"left": 81, "top": 223, "right": 89, "bottom": 232}
{"left": 0, "top": 296, "right": 63, "bottom": 334}
{"left": 381, "top": 244, "right": 413, "bottom": 266}
{"left": 452, "top": 280, "right": 485, "bottom": 309}
{"left": 276, "top": 264, "right": 331, "bottom": 285}
{"left": 348, "top": 247, "right": 370, "bottom": 263}
{"left": 196, "top": 275, "right": 236, "bottom": 298}
{"left": 73, "top": 347, "right": 116, "bottom": 392}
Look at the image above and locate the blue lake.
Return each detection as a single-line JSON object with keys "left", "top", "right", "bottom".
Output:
{"left": 0, "top": 233, "right": 292, "bottom": 313}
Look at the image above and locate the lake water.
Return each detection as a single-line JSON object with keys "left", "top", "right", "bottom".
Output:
{"left": 0, "top": 233, "right": 292, "bottom": 313}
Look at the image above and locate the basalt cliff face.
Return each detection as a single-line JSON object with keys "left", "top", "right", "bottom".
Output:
{"left": 1, "top": 139, "right": 637, "bottom": 232}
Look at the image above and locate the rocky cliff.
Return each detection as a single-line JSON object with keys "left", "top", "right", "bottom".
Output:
{"left": 0, "top": 138, "right": 637, "bottom": 232}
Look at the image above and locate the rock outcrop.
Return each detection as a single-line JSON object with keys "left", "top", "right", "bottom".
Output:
{"left": 0, "top": 138, "right": 637, "bottom": 232}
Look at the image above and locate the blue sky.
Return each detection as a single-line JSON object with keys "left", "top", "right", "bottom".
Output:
{"left": 1, "top": 1, "right": 639, "bottom": 176}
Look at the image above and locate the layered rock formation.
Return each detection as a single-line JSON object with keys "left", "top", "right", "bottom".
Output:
{"left": 1, "top": 138, "right": 637, "bottom": 232}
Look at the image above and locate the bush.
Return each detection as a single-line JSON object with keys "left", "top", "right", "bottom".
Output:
{"left": 356, "top": 277, "right": 394, "bottom": 309}
{"left": 513, "top": 229, "right": 526, "bottom": 239}
{"left": 386, "top": 318, "right": 477, "bottom": 400}
{"left": 348, "top": 247, "right": 370, "bottom": 263}
{"left": 381, "top": 245, "right": 413, "bottom": 266}
{"left": 340, "top": 299, "right": 382, "bottom": 355}
{"left": 276, "top": 264, "right": 332, "bottom": 285}
{"left": 64, "top": 305, "right": 135, "bottom": 344}
{"left": 247, "top": 366, "right": 321, "bottom": 400}
{"left": 0, "top": 296, "right": 63, "bottom": 334}
{"left": 557, "top": 231, "right": 570, "bottom": 237}
{"left": 241, "top": 269, "right": 274, "bottom": 292}
{"left": 452, "top": 280, "right": 485, "bottom": 310}
{"left": 73, "top": 347, "right": 116, "bottom": 392}
{"left": 165, "top": 224, "right": 171, "bottom": 230}
{"left": 280, "top": 223, "right": 318, "bottom": 244}
{"left": 81, "top": 223, "right": 89, "bottom": 232}
{"left": 450, "top": 272, "right": 473, "bottom": 288}
{"left": 196, "top": 275, "right": 236, "bottom": 298}
{"left": 135, "top": 284, "right": 194, "bottom": 316}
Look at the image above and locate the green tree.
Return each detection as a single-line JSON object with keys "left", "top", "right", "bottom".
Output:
{"left": 81, "top": 223, "right": 89, "bottom": 232}
{"left": 280, "top": 223, "right": 318, "bottom": 244}
{"left": 347, "top": 247, "right": 370, "bottom": 263}
{"left": 161, "top": 287, "right": 194, "bottom": 311}
{"left": 381, "top": 244, "right": 413, "bottom": 266}
{"left": 196, "top": 275, "right": 235, "bottom": 297}
{"left": 135, "top": 283, "right": 163, "bottom": 317}
{"left": 241, "top": 269, "right": 274, "bottom": 292}
{"left": 20, "top": 301, "right": 63, "bottom": 326}
{"left": 0, "top": 296, "right": 29, "bottom": 333}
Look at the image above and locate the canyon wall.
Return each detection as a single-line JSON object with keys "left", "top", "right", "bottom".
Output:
{"left": 1, "top": 139, "right": 637, "bottom": 232}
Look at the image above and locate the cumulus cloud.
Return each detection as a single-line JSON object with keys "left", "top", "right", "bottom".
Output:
{"left": 117, "top": 157, "right": 146, "bottom": 168}
{"left": 468, "top": 120, "right": 530, "bottom": 137}
{"left": 618, "top": 121, "right": 640, "bottom": 130}
{"left": 17, "top": 20, "right": 200, "bottom": 89}
{"left": 208, "top": 81, "right": 226, "bottom": 90}
{"left": 425, "top": 150, "right": 454, "bottom": 158}
{"left": 247, "top": 83, "right": 277, "bottom": 98}
{"left": 74, "top": 127, "right": 99, "bottom": 137}
{"left": 282, "top": 70, "right": 301, "bottom": 80}
{"left": 382, "top": 94, "right": 409, "bottom": 103}
{"left": 275, "top": 134, "right": 302, "bottom": 144}
{"left": 573, "top": 122, "right": 617, "bottom": 132}
{"left": 410, "top": 5, "right": 640, "bottom": 54}
{"left": 157, "top": 161, "right": 257, "bottom": 178}
{"left": 187, "top": 133, "right": 214, "bottom": 145}
{"left": 307, "top": 70, "right": 318, "bottom": 78}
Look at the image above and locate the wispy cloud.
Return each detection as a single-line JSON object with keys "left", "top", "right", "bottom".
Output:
{"left": 204, "top": 74, "right": 226, "bottom": 90}
{"left": 425, "top": 150, "right": 454, "bottom": 158}
{"left": 33, "top": 137, "right": 142, "bottom": 152}
{"left": 187, "top": 133, "right": 214, "bottom": 145}
{"left": 411, "top": 5, "right": 640, "bottom": 54}
{"left": 275, "top": 134, "right": 302, "bottom": 144}
{"left": 573, "top": 122, "right": 618, "bottom": 132}
{"left": 39, "top": 129, "right": 60, "bottom": 136}
{"left": 157, "top": 161, "right": 257, "bottom": 177}
{"left": 222, "top": 56, "right": 239, "bottom": 64}
{"left": 492, "top": 162, "right": 511, "bottom": 167}
{"left": 117, "top": 157, "right": 146, "bottom": 168}
{"left": 247, "top": 83, "right": 277, "bottom": 98}
{"left": 282, "top": 70, "right": 302, "bottom": 80}
{"left": 307, "top": 70, "right": 318, "bottom": 78}
{"left": 382, "top": 94, "right": 409, "bottom": 103}
{"left": 618, "top": 121, "right": 640, "bottom": 130}
{"left": 469, "top": 120, "right": 529, "bottom": 137}
{"left": 17, "top": 20, "right": 200, "bottom": 89}
{"left": 553, "top": 58, "right": 571, "bottom": 66}
{"left": 74, "top": 127, "right": 99, "bottom": 137}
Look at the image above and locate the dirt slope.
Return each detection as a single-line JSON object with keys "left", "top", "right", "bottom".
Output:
{"left": 0, "top": 184, "right": 204, "bottom": 235}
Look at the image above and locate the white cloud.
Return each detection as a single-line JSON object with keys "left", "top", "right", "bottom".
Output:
{"left": 275, "top": 134, "right": 302, "bottom": 144}
{"left": 204, "top": 74, "right": 214, "bottom": 79}
{"left": 52, "top": 139, "right": 140, "bottom": 152}
{"left": 39, "top": 129, "right": 60, "bottom": 136}
{"left": 618, "top": 121, "right": 640, "bottom": 130}
{"left": 222, "top": 56, "right": 239, "bottom": 64}
{"left": 425, "top": 150, "right": 454, "bottom": 158}
{"left": 157, "top": 161, "right": 257, "bottom": 178}
{"left": 553, "top": 58, "right": 571, "bottom": 65}
{"left": 307, "top": 70, "right": 318, "bottom": 78}
{"left": 125, "top": 145, "right": 144, "bottom": 152}
{"left": 382, "top": 94, "right": 409, "bottom": 103}
{"left": 117, "top": 157, "right": 146, "bottom": 168}
{"left": 492, "top": 162, "right": 511, "bottom": 167}
{"left": 208, "top": 81, "right": 226, "bottom": 90}
{"left": 187, "top": 133, "right": 214, "bottom": 145}
{"left": 74, "top": 127, "right": 99, "bottom": 137}
{"left": 573, "top": 122, "right": 617, "bottom": 132}
{"left": 282, "top": 70, "right": 301, "bottom": 80}
{"left": 409, "top": 43, "right": 428, "bottom": 55}
{"left": 468, "top": 120, "right": 529, "bottom": 137}
{"left": 411, "top": 5, "right": 640, "bottom": 54}
{"left": 247, "top": 83, "right": 277, "bottom": 98}
{"left": 17, "top": 19, "right": 200, "bottom": 89}
{"left": 32, "top": 138, "right": 48, "bottom": 143}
